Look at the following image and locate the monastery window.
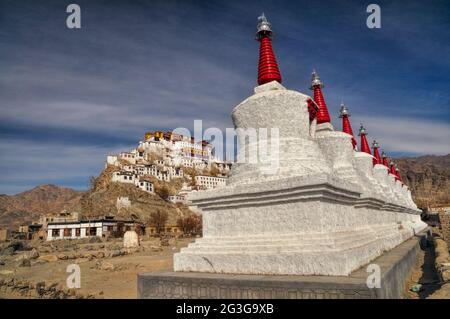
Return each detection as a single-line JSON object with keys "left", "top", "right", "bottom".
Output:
{"left": 63, "top": 228, "right": 71, "bottom": 237}
{"left": 75, "top": 228, "right": 81, "bottom": 237}
{"left": 52, "top": 229, "right": 60, "bottom": 237}
{"left": 89, "top": 227, "right": 97, "bottom": 236}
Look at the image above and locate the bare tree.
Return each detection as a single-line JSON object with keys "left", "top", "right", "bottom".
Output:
{"left": 88, "top": 176, "right": 97, "bottom": 191}
{"left": 177, "top": 214, "right": 202, "bottom": 237}
{"left": 150, "top": 210, "right": 168, "bottom": 235}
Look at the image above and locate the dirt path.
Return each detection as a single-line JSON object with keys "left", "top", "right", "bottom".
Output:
{"left": 405, "top": 240, "right": 441, "bottom": 299}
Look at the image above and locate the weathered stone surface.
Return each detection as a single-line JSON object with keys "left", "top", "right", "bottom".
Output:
{"left": 175, "top": 82, "right": 427, "bottom": 276}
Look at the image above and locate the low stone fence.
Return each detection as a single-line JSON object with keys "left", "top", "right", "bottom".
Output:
{"left": 0, "top": 278, "right": 99, "bottom": 299}
{"left": 438, "top": 211, "right": 450, "bottom": 247}
{"left": 429, "top": 236, "right": 450, "bottom": 298}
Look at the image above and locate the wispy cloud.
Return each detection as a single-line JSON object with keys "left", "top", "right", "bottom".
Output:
{"left": 0, "top": 0, "right": 449, "bottom": 194}
{"left": 349, "top": 116, "right": 450, "bottom": 155}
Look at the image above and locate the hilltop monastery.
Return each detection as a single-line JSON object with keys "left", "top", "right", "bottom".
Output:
{"left": 106, "top": 130, "right": 232, "bottom": 202}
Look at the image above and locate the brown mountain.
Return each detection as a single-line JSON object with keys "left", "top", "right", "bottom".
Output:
{"left": 396, "top": 154, "right": 450, "bottom": 209}
{"left": 0, "top": 184, "right": 84, "bottom": 228}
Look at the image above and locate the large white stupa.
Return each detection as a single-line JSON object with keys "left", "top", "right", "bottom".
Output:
{"left": 173, "top": 15, "right": 427, "bottom": 276}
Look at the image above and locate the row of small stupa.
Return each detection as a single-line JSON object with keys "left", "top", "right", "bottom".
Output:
{"left": 256, "top": 13, "right": 403, "bottom": 183}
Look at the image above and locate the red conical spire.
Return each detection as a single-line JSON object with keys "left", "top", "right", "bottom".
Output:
{"left": 339, "top": 102, "right": 357, "bottom": 149}
{"left": 307, "top": 98, "right": 319, "bottom": 123}
{"left": 310, "top": 70, "right": 331, "bottom": 124}
{"left": 372, "top": 140, "right": 381, "bottom": 165}
{"left": 381, "top": 151, "right": 390, "bottom": 168}
{"left": 256, "top": 14, "right": 282, "bottom": 85}
{"left": 358, "top": 124, "right": 371, "bottom": 155}
{"left": 389, "top": 161, "right": 398, "bottom": 177}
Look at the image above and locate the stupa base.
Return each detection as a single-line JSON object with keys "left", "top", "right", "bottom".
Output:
{"left": 174, "top": 175, "right": 426, "bottom": 276}
{"left": 138, "top": 231, "right": 428, "bottom": 299}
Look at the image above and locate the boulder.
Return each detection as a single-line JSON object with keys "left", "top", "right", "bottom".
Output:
{"left": 57, "top": 254, "right": 69, "bottom": 260}
{"left": 95, "top": 251, "right": 105, "bottom": 259}
{"left": 97, "top": 261, "right": 115, "bottom": 271}
{"left": 26, "top": 248, "right": 40, "bottom": 260}
{"left": 38, "top": 254, "right": 59, "bottom": 263}
{"left": 18, "top": 258, "right": 31, "bottom": 267}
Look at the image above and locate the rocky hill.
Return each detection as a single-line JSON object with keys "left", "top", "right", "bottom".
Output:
{"left": 396, "top": 154, "right": 450, "bottom": 209}
{"left": 79, "top": 165, "right": 193, "bottom": 225}
{"left": 0, "top": 184, "right": 83, "bottom": 228}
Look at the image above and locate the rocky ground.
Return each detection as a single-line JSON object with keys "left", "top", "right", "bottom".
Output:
{"left": 405, "top": 230, "right": 450, "bottom": 299}
{"left": 0, "top": 236, "right": 194, "bottom": 299}
{"left": 2, "top": 232, "right": 450, "bottom": 299}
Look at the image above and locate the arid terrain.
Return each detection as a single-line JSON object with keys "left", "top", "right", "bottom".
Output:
{"left": 396, "top": 154, "right": 450, "bottom": 209}
{"left": 0, "top": 236, "right": 194, "bottom": 299}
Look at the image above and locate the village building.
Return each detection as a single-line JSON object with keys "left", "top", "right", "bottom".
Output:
{"left": 167, "top": 183, "right": 194, "bottom": 204}
{"left": 136, "top": 180, "right": 154, "bottom": 193}
{"left": 145, "top": 224, "right": 182, "bottom": 236}
{"left": 167, "top": 194, "right": 187, "bottom": 204}
{"left": 46, "top": 216, "right": 144, "bottom": 241}
{"left": 119, "top": 152, "right": 136, "bottom": 164}
{"left": 195, "top": 175, "right": 227, "bottom": 190}
{"left": 111, "top": 171, "right": 154, "bottom": 194}
{"left": 18, "top": 223, "right": 44, "bottom": 240}
{"left": 39, "top": 211, "right": 80, "bottom": 229}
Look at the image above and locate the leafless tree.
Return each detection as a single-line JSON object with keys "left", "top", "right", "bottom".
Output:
{"left": 150, "top": 210, "right": 168, "bottom": 235}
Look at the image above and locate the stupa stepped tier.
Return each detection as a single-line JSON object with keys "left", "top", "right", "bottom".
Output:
{"left": 173, "top": 14, "right": 427, "bottom": 276}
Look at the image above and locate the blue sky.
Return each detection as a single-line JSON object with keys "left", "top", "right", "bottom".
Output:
{"left": 0, "top": 0, "right": 449, "bottom": 194}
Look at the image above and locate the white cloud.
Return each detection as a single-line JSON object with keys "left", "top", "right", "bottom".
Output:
{"left": 349, "top": 116, "right": 450, "bottom": 155}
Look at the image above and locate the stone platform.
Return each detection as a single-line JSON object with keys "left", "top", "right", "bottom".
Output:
{"left": 138, "top": 231, "right": 428, "bottom": 299}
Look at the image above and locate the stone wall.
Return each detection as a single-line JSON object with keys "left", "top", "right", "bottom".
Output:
{"left": 438, "top": 211, "right": 450, "bottom": 247}
{"left": 0, "top": 278, "right": 98, "bottom": 299}
{"left": 428, "top": 236, "right": 450, "bottom": 298}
